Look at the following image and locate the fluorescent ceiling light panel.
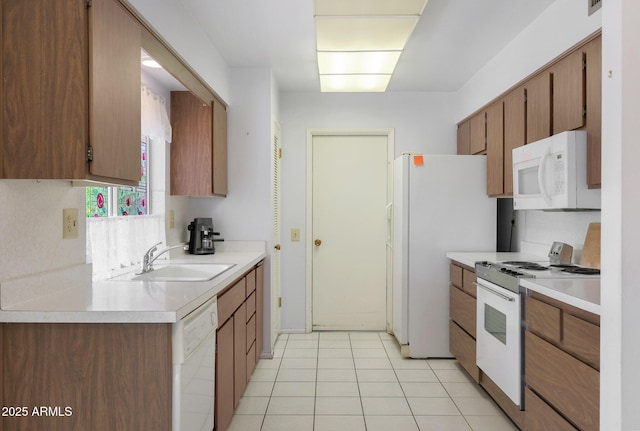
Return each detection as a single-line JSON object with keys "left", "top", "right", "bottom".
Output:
{"left": 317, "top": 51, "right": 402, "bottom": 74}
{"left": 315, "top": 16, "right": 419, "bottom": 51}
{"left": 314, "top": 0, "right": 428, "bottom": 16}
{"left": 320, "top": 74, "right": 392, "bottom": 92}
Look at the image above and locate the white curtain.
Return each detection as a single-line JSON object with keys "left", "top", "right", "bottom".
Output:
{"left": 141, "top": 84, "right": 172, "bottom": 143}
{"left": 87, "top": 215, "right": 166, "bottom": 280}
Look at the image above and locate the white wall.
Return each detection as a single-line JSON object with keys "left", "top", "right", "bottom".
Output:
{"left": 279, "top": 91, "right": 457, "bottom": 331}
{"left": 0, "top": 181, "right": 86, "bottom": 281}
{"left": 601, "top": 0, "right": 640, "bottom": 428}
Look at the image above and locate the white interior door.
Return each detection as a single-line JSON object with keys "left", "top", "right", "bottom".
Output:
{"left": 311, "top": 134, "right": 388, "bottom": 330}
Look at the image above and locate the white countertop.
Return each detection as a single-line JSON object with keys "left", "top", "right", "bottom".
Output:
{"left": 520, "top": 278, "right": 600, "bottom": 315}
{"left": 447, "top": 250, "right": 600, "bottom": 315}
{"left": 0, "top": 241, "right": 266, "bottom": 323}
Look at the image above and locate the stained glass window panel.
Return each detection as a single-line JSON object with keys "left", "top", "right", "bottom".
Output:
{"left": 86, "top": 186, "right": 109, "bottom": 217}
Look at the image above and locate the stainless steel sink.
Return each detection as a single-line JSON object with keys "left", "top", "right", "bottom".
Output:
{"left": 110, "top": 263, "right": 235, "bottom": 282}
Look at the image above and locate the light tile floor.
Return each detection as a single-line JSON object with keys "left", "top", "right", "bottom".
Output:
{"left": 227, "top": 332, "right": 518, "bottom": 431}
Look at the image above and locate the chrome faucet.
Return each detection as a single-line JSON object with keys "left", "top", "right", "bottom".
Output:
{"left": 138, "top": 242, "right": 187, "bottom": 274}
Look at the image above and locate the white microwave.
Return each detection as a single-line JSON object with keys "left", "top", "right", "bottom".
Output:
{"left": 512, "top": 131, "right": 600, "bottom": 210}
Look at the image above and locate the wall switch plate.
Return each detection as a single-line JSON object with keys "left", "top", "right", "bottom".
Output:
{"left": 168, "top": 210, "right": 175, "bottom": 229}
{"left": 291, "top": 228, "right": 300, "bottom": 242}
{"left": 63, "top": 208, "right": 79, "bottom": 239}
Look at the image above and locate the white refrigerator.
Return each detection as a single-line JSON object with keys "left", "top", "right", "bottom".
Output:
{"left": 391, "top": 154, "right": 496, "bottom": 358}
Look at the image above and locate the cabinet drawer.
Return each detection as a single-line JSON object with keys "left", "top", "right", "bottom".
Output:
{"left": 449, "top": 320, "right": 480, "bottom": 383}
{"left": 449, "top": 285, "right": 476, "bottom": 337}
{"left": 246, "top": 269, "right": 256, "bottom": 296}
{"left": 246, "top": 291, "right": 256, "bottom": 322}
{"left": 525, "top": 387, "right": 577, "bottom": 431}
{"left": 525, "top": 332, "right": 599, "bottom": 431}
{"left": 462, "top": 269, "right": 477, "bottom": 297}
{"left": 218, "top": 278, "right": 247, "bottom": 324}
{"left": 246, "top": 314, "right": 256, "bottom": 353}
{"left": 450, "top": 263, "right": 463, "bottom": 289}
{"left": 526, "top": 296, "right": 561, "bottom": 343}
{"left": 563, "top": 313, "right": 600, "bottom": 369}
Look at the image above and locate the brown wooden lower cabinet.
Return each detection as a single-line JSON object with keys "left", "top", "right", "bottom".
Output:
{"left": 525, "top": 387, "right": 577, "bottom": 431}
{"left": 448, "top": 261, "right": 480, "bottom": 383}
{"left": 1, "top": 323, "right": 172, "bottom": 431}
{"left": 215, "top": 318, "right": 235, "bottom": 431}
{"left": 525, "top": 332, "right": 599, "bottom": 431}
{"left": 449, "top": 320, "right": 479, "bottom": 383}
{"left": 525, "top": 291, "right": 600, "bottom": 431}
{"left": 215, "top": 263, "right": 264, "bottom": 431}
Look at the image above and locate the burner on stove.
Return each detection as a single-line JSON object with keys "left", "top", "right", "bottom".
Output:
{"left": 562, "top": 267, "right": 600, "bottom": 275}
{"left": 501, "top": 261, "right": 548, "bottom": 271}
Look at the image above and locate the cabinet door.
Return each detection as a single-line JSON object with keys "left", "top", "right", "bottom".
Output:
{"left": 457, "top": 121, "right": 470, "bottom": 155}
{"left": 503, "top": 87, "right": 526, "bottom": 195}
{"left": 2, "top": 0, "right": 88, "bottom": 179}
{"left": 88, "top": 0, "right": 141, "bottom": 183}
{"left": 216, "top": 319, "right": 235, "bottom": 431}
{"left": 212, "top": 98, "right": 228, "bottom": 196}
{"left": 526, "top": 72, "right": 552, "bottom": 144}
{"left": 469, "top": 112, "right": 486, "bottom": 154}
{"left": 552, "top": 49, "right": 585, "bottom": 134}
{"left": 233, "top": 302, "right": 247, "bottom": 408}
{"left": 449, "top": 320, "right": 480, "bottom": 383}
{"left": 584, "top": 36, "right": 602, "bottom": 188}
{"left": 170, "top": 91, "right": 213, "bottom": 195}
{"left": 486, "top": 101, "right": 504, "bottom": 196}
{"left": 526, "top": 332, "right": 599, "bottom": 431}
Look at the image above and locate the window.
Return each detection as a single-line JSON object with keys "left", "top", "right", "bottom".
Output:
{"left": 86, "top": 138, "right": 149, "bottom": 217}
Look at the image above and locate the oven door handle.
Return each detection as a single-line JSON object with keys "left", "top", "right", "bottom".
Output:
{"left": 474, "top": 281, "right": 516, "bottom": 302}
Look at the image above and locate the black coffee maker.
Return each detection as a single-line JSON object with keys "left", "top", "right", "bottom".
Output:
{"left": 188, "top": 218, "right": 222, "bottom": 255}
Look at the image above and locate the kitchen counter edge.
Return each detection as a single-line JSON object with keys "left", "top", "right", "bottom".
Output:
{"left": 0, "top": 246, "right": 266, "bottom": 324}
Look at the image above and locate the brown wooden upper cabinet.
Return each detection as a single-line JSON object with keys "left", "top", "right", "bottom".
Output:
{"left": 457, "top": 121, "right": 471, "bottom": 155}
{"left": 456, "top": 32, "right": 601, "bottom": 194}
{"left": 503, "top": 87, "right": 526, "bottom": 196}
{"left": 486, "top": 101, "right": 504, "bottom": 196}
{"left": 526, "top": 71, "right": 552, "bottom": 144}
{"left": 469, "top": 112, "right": 487, "bottom": 154}
{"left": 170, "top": 92, "right": 228, "bottom": 197}
{"left": 552, "top": 49, "right": 586, "bottom": 134}
{"left": 1, "top": 0, "right": 142, "bottom": 186}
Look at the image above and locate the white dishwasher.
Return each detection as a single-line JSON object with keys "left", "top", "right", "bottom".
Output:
{"left": 172, "top": 296, "right": 218, "bottom": 431}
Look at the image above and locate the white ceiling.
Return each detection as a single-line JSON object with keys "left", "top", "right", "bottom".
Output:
{"left": 177, "top": 0, "right": 557, "bottom": 93}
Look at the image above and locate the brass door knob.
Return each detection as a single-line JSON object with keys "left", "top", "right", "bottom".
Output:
{"left": 274, "top": 244, "right": 281, "bottom": 250}
{"left": 314, "top": 239, "right": 322, "bottom": 246}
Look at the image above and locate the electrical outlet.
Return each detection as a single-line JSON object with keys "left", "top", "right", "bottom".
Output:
{"left": 291, "top": 228, "right": 300, "bottom": 242}
{"left": 168, "top": 210, "right": 175, "bottom": 229}
{"left": 62, "top": 208, "right": 79, "bottom": 239}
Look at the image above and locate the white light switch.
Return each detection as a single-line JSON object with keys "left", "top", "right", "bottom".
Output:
{"left": 291, "top": 228, "right": 300, "bottom": 242}
{"left": 63, "top": 208, "right": 79, "bottom": 239}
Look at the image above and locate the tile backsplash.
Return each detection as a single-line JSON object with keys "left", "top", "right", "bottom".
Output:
{"left": 0, "top": 180, "right": 86, "bottom": 281}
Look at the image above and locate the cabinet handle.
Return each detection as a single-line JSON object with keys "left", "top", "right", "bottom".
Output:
{"left": 274, "top": 244, "right": 281, "bottom": 250}
{"left": 475, "top": 282, "right": 515, "bottom": 302}
{"left": 314, "top": 239, "right": 322, "bottom": 246}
